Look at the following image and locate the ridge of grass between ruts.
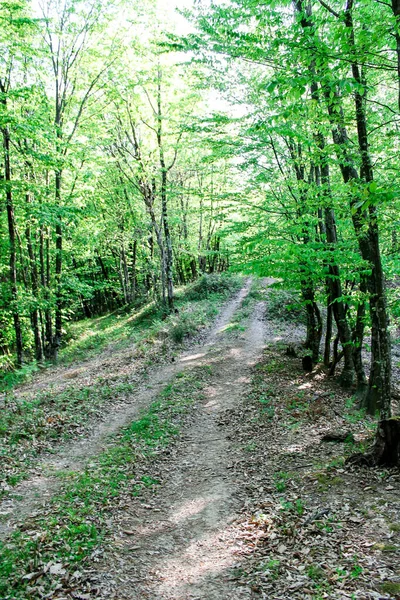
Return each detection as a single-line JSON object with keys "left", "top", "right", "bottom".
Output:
{"left": 0, "top": 367, "right": 209, "bottom": 599}
{"left": 0, "top": 274, "right": 243, "bottom": 495}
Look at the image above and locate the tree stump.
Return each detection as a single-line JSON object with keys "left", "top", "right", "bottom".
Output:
{"left": 373, "top": 418, "right": 400, "bottom": 467}
{"left": 302, "top": 355, "right": 313, "bottom": 372}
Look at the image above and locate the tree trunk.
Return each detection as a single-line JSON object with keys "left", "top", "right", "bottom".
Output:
{"left": 2, "top": 121, "right": 23, "bottom": 367}
{"left": 43, "top": 226, "right": 53, "bottom": 359}
{"left": 302, "top": 283, "right": 322, "bottom": 364}
{"left": 130, "top": 239, "right": 137, "bottom": 301}
{"left": 324, "top": 301, "right": 333, "bottom": 367}
{"left": 157, "top": 70, "right": 174, "bottom": 311}
{"left": 372, "top": 418, "right": 400, "bottom": 466}
{"left": 296, "top": 5, "right": 355, "bottom": 386}
{"left": 52, "top": 169, "right": 63, "bottom": 360}
{"left": 390, "top": 0, "right": 400, "bottom": 112}
{"left": 25, "top": 192, "right": 43, "bottom": 362}
{"left": 345, "top": 0, "right": 392, "bottom": 416}
{"left": 352, "top": 284, "right": 368, "bottom": 397}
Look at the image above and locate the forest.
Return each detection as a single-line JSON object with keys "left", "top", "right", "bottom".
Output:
{"left": 1, "top": 0, "right": 400, "bottom": 598}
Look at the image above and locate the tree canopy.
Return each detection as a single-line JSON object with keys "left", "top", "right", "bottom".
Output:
{"left": 1, "top": 0, "right": 400, "bottom": 426}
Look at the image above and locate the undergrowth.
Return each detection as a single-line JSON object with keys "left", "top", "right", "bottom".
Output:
{"left": 0, "top": 273, "right": 243, "bottom": 391}
{"left": 0, "top": 380, "right": 135, "bottom": 496}
{"left": 0, "top": 273, "right": 242, "bottom": 497}
{"left": 266, "top": 287, "right": 306, "bottom": 324}
{"left": 0, "top": 368, "right": 208, "bottom": 599}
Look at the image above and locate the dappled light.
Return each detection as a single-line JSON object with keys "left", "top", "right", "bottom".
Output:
{"left": 1, "top": 0, "right": 400, "bottom": 596}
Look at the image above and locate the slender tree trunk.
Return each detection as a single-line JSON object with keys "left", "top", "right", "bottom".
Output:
{"left": 2, "top": 120, "right": 23, "bottom": 367}
{"left": 295, "top": 3, "right": 355, "bottom": 386}
{"left": 145, "top": 182, "right": 166, "bottom": 306}
{"left": 52, "top": 169, "right": 63, "bottom": 359}
{"left": 353, "top": 284, "right": 368, "bottom": 396}
{"left": 25, "top": 192, "right": 43, "bottom": 361}
{"left": 390, "top": 0, "right": 400, "bottom": 112}
{"left": 44, "top": 227, "right": 53, "bottom": 358}
{"left": 160, "top": 170, "right": 174, "bottom": 309}
{"left": 120, "top": 242, "right": 130, "bottom": 303}
{"left": 131, "top": 239, "right": 137, "bottom": 301}
{"left": 157, "top": 71, "right": 174, "bottom": 311}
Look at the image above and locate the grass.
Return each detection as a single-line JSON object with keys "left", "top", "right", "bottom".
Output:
{"left": 60, "top": 274, "right": 242, "bottom": 363}
{"left": 0, "top": 367, "right": 208, "bottom": 600}
{"left": 0, "top": 380, "right": 135, "bottom": 496}
{"left": 0, "top": 274, "right": 243, "bottom": 391}
{"left": 0, "top": 274, "right": 243, "bottom": 494}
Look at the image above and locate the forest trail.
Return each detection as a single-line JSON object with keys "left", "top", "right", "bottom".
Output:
{"left": 0, "top": 279, "right": 268, "bottom": 543}
{"left": 91, "top": 282, "right": 270, "bottom": 600}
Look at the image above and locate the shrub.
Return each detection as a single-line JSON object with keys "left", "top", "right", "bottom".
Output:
{"left": 266, "top": 288, "right": 306, "bottom": 324}
{"left": 169, "top": 312, "right": 201, "bottom": 343}
{"left": 184, "top": 273, "right": 242, "bottom": 301}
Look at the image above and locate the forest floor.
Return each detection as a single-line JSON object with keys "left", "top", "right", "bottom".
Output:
{"left": 1, "top": 278, "right": 400, "bottom": 599}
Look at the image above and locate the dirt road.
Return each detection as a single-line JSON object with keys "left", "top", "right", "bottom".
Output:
{"left": 90, "top": 281, "right": 270, "bottom": 599}
{"left": 0, "top": 280, "right": 268, "bottom": 561}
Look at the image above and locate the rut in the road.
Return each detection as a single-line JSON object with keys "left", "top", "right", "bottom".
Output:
{"left": 0, "top": 280, "right": 255, "bottom": 539}
{"left": 92, "top": 289, "right": 269, "bottom": 600}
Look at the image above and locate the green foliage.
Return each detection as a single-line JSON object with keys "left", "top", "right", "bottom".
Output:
{"left": 274, "top": 471, "right": 290, "bottom": 492}
{"left": 266, "top": 288, "right": 306, "bottom": 324}
{"left": 185, "top": 273, "right": 242, "bottom": 301}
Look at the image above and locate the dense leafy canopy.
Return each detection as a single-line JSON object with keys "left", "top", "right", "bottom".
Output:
{"left": 1, "top": 0, "right": 400, "bottom": 420}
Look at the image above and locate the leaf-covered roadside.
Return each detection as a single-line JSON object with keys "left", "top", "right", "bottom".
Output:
{"left": 0, "top": 367, "right": 209, "bottom": 600}
{"left": 221, "top": 337, "right": 400, "bottom": 599}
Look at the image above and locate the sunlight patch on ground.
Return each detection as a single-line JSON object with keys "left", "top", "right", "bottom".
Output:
{"left": 180, "top": 352, "right": 206, "bottom": 363}
{"left": 298, "top": 382, "right": 312, "bottom": 389}
{"left": 170, "top": 497, "right": 214, "bottom": 524}
{"left": 229, "top": 347, "right": 242, "bottom": 357}
{"left": 155, "top": 525, "right": 238, "bottom": 596}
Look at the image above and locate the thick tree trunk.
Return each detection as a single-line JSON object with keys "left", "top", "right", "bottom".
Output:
{"left": 372, "top": 419, "right": 400, "bottom": 466}
{"left": 344, "top": 1, "right": 391, "bottom": 416}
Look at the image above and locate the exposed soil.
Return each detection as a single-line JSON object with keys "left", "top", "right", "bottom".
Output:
{"left": 0, "top": 280, "right": 260, "bottom": 540}
{"left": 2, "top": 280, "right": 400, "bottom": 600}
{"left": 89, "top": 284, "right": 270, "bottom": 600}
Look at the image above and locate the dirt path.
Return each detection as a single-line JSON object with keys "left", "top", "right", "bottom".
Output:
{"left": 0, "top": 280, "right": 262, "bottom": 540}
{"left": 90, "top": 286, "right": 270, "bottom": 599}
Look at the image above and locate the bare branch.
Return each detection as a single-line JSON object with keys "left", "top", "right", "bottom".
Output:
{"left": 317, "top": 0, "right": 340, "bottom": 18}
